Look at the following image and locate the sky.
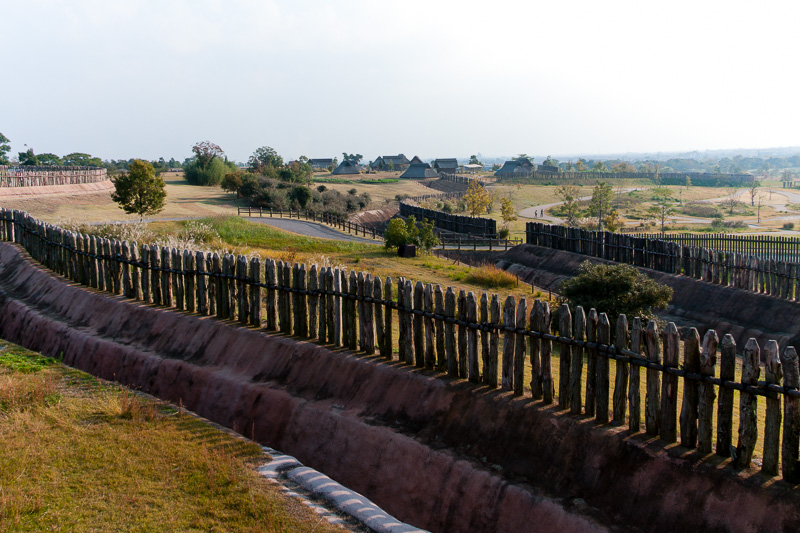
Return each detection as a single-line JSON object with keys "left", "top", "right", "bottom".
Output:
{"left": 2, "top": 0, "right": 799, "bottom": 163}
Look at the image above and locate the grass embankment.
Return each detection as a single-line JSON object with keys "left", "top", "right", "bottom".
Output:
{"left": 0, "top": 341, "right": 345, "bottom": 532}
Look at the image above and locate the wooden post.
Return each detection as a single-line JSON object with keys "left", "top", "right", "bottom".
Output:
{"left": 357, "top": 272, "right": 366, "bottom": 350}
{"left": 716, "top": 334, "right": 736, "bottom": 457}
{"left": 121, "top": 241, "right": 132, "bottom": 297}
{"left": 384, "top": 277, "right": 393, "bottom": 359}
{"left": 298, "top": 264, "right": 308, "bottom": 337}
{"left": 698, "top": 329, "right": 718, "bottom": 454}
{"left": 612, "top": 314, "right": 629, "bottom": 424}
{"left": 364, "top": 274, "right": 375, "bottom": 354}
{"left": 530, "top": 299, "right": 543, "bottom": 399}
{"left": 513, "top": 298, "right": 527, "bottom": 395}
{"left": 458, "top": 290, "right": 468, "bottom": 377}
{"left": 445, "top": 287, "right": 457, "bottom": 376}
{"left": 373, "top": 275, "right": 384, "bottom": 355}
{"left": 403, "top": 280, "right": 414, "bottom": 364}
{"left": 398, "top": 277, "right": 408, "bottom": 362}
{"left": 501, "top": 296, "right": 516, "bottom": 391}
{"left": 781, "top": 346, "right": 800, "bottom": 482}
{"left": 173, "top": 248, "right": 183, "bottom": 310}
{"left": 541, "top": 302, "right": 553, "bottom": 404}
{"left": 585, "top": 309, "right": 598, "bottom": 416}
{"left": 161, "top": 247, "right": 172, "bottom": 307}
{"left": 184, "top": 251, "right": 195, "bottom": 313}
{"left": 425, "top": 284, "right": 435, "bottom": 368}
{"left": 736, "top": 338, "right": 760, "bottom": 467}
{"left": 660, "top": 322, "right": 679, "bottom": 442}
{"left": 283, "top": 261, "right": 294, "bottom": 333}
{"left": 327, "top": 268, "right": 336, "bottom": 344}
{"left": 414, "top": 281, "right": 425, "bottom": 366}
{"left": 487, "top": 294, "right": 500, "bottom": 388}
{"left": 308, "top": 264, "right": 318, "bottom": 337}
{"left": 558, "top": 303, "right": 573, "bottom": 409}
{"left": 627, "top": 317, "right": 643, "bottom": 432}
{"left": 763, "top": 340, "right": 782, "bottom": 476}
{"left": 680, "top": 327, "right": 701, "bottom": 448}
{"left": 318, "top": 266, "right": 327, "bottom": 341}
{"left": 250, "top": 257, "right": 262, "bottom": 327}
{"left": 570, "top": 306, "right": 586, "bottom": 415}
{"left": 239, "top": 256, "right": 250, "bottom": 324}
{"left": 196, "top": 251, "right": 207, "bottom": 316}
{"left": 130, "top": 242, "right": 141, "bottom": 301}
{"left": 151, "top": 246, "right": 162, "bottom": 306}
{"left": 596, "top": 313, "right": 610, "bottom": 422}
{"left": 436, "top": 286, "right": 446, "bottom": 369}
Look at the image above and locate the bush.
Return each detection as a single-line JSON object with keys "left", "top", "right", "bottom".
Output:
{"left": 498, "top": 228, "right": 510, "bottom": 239}
{"left": 383, "top": 215, "right": 439, "bottom": 251}
{"left": 681, "top": 202, "right": 722, "bottom": 218}
{"left": 784, "top": 222, "right": 795, "bottom": 230}
{"left": 559, "top": 260, "right": 672, "bottom": 320}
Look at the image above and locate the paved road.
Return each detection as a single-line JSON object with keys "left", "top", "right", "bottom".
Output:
{"left": 519, "top": 188, "right": 646, "bottom": 223}
{"left": 244, "top": 217, "right": 381, "bottom": 245}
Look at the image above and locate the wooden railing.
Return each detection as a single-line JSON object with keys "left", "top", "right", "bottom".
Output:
{"left": 6, "top": 208, "right": 800, "bottom": 483}
{"left": 237, "top": 207, "right": 382, "bottom": 239}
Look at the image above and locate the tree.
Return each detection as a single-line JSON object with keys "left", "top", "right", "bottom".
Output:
{"left": 592, "top": 161, "right": 608, "bottom": 172}
{"left": 185, "top": 141, "right": 232, "bottom": 186}
{"left": 555, "top": 184, "right": 581, "bottom": 226}
{"left": 248, "top": 146, "right": 282, "bottom": 173}
{"left": 384, "top": 215, "right": 438, "bottom": 251}
{"left": 62, "top": 152, "right": 103, "bottom": 166}
{"left": 647, "top": 187, "right": 677, "bottom": 233}
{"left": 18, "top": 149, "right": 39, "bottom": 166}
{"left": 111, "top": 159, "right": 167, "bottom": 220}
{"left": 469, "top": 154, "right": 482, "bottom": 166}
{"left": 500, "top": 197, "right": 517, "bottom": 233}
{"left": 342, "top": 153, "right": 363, "bottom": 164}
{"left": 560, "top": 261, "right": 673, "bottom": 321}
{"left": 724, "top": 193, "right": 740, "bottom": 215}
{"left": 36, "top": 153, "right": 62, "bottom": 166}
{"left": 0, "top": 132, "right": 10, "bottom": 165}
{"left": 685, "top": 176, "right": 692, "bottom": 188}
{"left": 748, "top": 181, "right": 761, "bottom": 206}
{"left": 588, "top": 181, "right": 613, "bottom": 230}
{"left": 542, "top": 155, "right": 559, "bottom": 167}
{"left": 513, "top": 154, "right": 530, "bottom": 161}
{"left": 611, "top": 162, "right": 637, "bottom": 173}
{"left": 464, "top": 179, "right": 492, "bottom": 216}
{"left": 221, "top": 172, "right": 243, "bottom": 196}
{"left": 604, "top": 210, "right": 623, "bottom": 232}
{"left": 575, "top": 159, "right": 588, "bottom": 172}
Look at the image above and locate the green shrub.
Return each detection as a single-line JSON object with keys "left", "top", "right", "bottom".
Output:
{"left": 184, "top": 157, "right": 232, "bottom": 186}
{"left": 784, "top": 222, "right": 795, "bottom": 230}
{"left": 464, "top": 265, "right": 517, "bottom": 288}
{"left": 560, "top": 260, "right": 672, "bottom": 320}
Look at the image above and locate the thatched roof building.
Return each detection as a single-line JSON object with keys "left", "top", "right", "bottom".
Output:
{"left": 400, "top": 162, "right": 438, "bottom": 179}
{"left": 331, "top": 160, "right": 360, "bottom": 175}
{"left": 494, "top": 158, "right": 534, "bottom": 177}
{"left": 409, "top": 155, "right": 423, "bottom": 164}
{"left": 432, "top": 158, "right": 459, "bottom": 174}
{"left": 309, "top": 158, "right": 333, "bottom": 169}
{"left": 370, "top": 154, "right": 410, "bottom": 170}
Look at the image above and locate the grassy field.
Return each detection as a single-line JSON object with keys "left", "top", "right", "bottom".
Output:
{"left": 0, "top": 341, "right": 347, "bottom": 532}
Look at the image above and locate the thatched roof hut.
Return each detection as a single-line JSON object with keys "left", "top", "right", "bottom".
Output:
{"left": 331, "top": 160, "right": 360, "bottom": 175}
{"left": 370, "top": 154, "right": 410, "bottom": 170}
{"left": 400, "top": 162, "right": 438, "bottom": 179}
{"left": 495, "top": 158, "right": 534, "bottom": 177}
{"left": 309, "top": 158, "right": 333, "bottom": 169}
{"left": 432, "top": 158, "right": 459, "bottom": 174}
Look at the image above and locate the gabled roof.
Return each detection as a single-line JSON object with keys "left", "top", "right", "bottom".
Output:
{"left": 495, "top": 160, "right": 534, "bottom": 176}
{"left": 331, "top": 160, "right": 360, "bottom": 175}
{"left": 400, "top": 162, "right": 438, "bottom": 179}
{"left": 309, "top": 158, "right": 333, "bottom": 164}
{"left": 382, "top": 154, "right": 409, "bottom": 165}
{"left": 433, "top": 158, "right": 459, "bottom": 169}
{"left": 410, "top": 155, "right": 423, "bottom": 164}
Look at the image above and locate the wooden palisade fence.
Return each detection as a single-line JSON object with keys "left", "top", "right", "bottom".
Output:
{"left": 527, "top": 222, "right": 800, "bottom": 302}
{"left": 0, "top": 166, "right": 107, "bottom": 187}
{"left": 6, "top": 208, "right": 800, "bottom": 483}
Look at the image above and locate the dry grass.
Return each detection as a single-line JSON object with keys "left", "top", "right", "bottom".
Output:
{"left": 0, "top": 341, "right": 346, "bottom": 532}
{"left": 462, "top": 264, "right": 519, "bottom": 289}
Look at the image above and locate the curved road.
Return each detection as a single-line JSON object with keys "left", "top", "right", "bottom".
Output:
{"left": 244, "top": 217, "right": 381, "bottom": 245}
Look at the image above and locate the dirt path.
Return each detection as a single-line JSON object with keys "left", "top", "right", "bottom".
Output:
{"left": 245, "top": 217, "right": 381, "bottom": 245}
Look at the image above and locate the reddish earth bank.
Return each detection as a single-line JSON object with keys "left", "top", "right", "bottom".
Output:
{"left": 0, "top": 242, "right": 798, "bottom": 532}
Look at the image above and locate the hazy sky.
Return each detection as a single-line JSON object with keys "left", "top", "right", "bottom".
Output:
{"left": 2, "top": 0, "right": 798, "bottom": 163}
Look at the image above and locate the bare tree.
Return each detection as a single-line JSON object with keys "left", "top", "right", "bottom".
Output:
{"left": 749, "top": 181, "right": 761, "bottom": 206}
{"left": 724, "top": 194, "right": 741, "bottom": 216}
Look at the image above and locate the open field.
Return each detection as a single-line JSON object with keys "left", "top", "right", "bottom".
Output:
{"left": 0, "top": 340, "right": 347, "bottom": 532}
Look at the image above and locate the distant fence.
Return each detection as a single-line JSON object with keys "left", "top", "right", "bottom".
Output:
{"left": 527, "top": 222, "right": 800, "bottom": 302}
{"left": 498, "top": 170, "right": 753, "bottom": 186}
{"left": 628, "top": 232, "right": 800, "bottom": 261}
{"left": 436, "top": 174, "right": 488, "bottom": 186}
{"left": 6, "top": 207, "right": 800, "bottom": 483}
{"left": 0, "top": 166, "right": 107, "bottom": 187}
{"left": 400, "top": 200, "right": 497, "bottom": 237}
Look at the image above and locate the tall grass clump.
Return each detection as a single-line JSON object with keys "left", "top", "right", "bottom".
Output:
{"left": 463, "top": 264, "right": 518, "bottom": 289}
